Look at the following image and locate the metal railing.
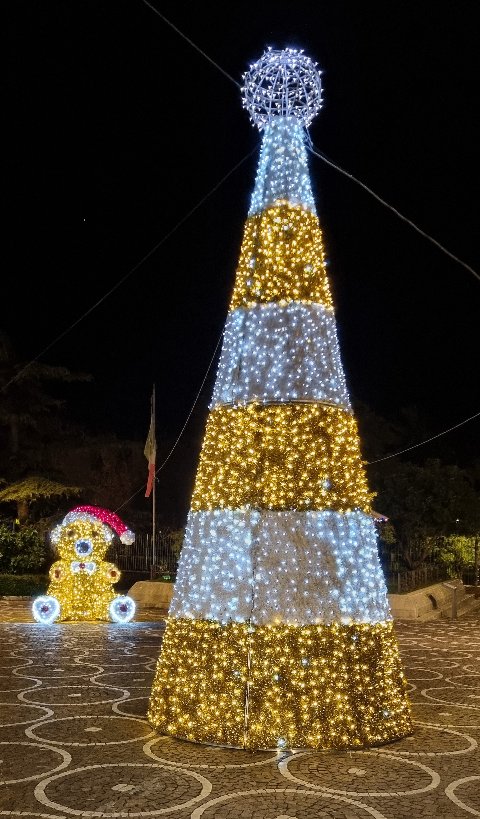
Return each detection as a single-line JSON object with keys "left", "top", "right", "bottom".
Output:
{"left": 108, "top": 530, "right": 183, "bottom": 579}
{"left": 109, "top": 535, "right": 476, "bottom": 593}
{"left": 385, "top": 565, "right": 451, "bottom": 594}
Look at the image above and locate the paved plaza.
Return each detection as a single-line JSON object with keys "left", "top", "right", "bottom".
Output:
{"left": 0, "top": 597, "right": 479, "bottom": 819}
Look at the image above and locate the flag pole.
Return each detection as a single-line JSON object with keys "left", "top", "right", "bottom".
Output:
{"left": 144, "top": 384, "right": 157, "bottom": 579}
{"left": 151, "top": 383, "right": 156, "bottom": 577}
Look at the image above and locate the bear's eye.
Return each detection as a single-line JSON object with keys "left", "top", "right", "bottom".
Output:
{"left": 75, "top": 539, "right": 93, "bottom": 556}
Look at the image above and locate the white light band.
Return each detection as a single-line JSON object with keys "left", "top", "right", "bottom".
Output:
{"left": 211, "top": 302, "right": 350, "bottom": 409}
{"left": 170, "top": 509, "right": 390, "bottom": 626}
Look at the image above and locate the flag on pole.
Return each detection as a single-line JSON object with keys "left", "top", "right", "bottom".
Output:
{"left": 144, "top": 394, "right": 156, "bottom": 498}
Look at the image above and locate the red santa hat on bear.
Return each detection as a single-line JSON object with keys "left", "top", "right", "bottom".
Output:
{"left": 62, "top": 505, "right": 135, "bottom": 545}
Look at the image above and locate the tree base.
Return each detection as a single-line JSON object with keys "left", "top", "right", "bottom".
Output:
{"left": 148, "top": 617, "right": 413, "bottom": 751}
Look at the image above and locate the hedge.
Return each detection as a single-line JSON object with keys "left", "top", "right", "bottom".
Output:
{"left": 0, "top": 573, "right": 49, "bottom": 596}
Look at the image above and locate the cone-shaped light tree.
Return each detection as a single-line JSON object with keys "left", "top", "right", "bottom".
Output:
{"left": 148, "top": 47, "right": 412, "bottom": 750}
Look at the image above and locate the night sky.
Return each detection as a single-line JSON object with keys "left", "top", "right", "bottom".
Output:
{"left": 6, "top": 2, "right": 479, "bottom": 473}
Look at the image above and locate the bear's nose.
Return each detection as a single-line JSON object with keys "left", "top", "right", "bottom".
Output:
{"left": 74, "top": 539, "right": 93, "bottom": 556}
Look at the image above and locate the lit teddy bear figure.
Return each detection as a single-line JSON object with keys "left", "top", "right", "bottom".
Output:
{"left": 32, "top": 505, "right": 136, "bottom": 624}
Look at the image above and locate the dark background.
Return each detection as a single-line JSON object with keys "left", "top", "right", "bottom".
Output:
{"left": 6, "top": 2, "right": 479, "bottom": 491}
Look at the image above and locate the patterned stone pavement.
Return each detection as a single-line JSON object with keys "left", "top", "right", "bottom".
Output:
{"left": 0, "top": 597, "right": 479, "bottom": 818}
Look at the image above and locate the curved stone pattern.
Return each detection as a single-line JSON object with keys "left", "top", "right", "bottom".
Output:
{"left": 0, "top": 609, "right": 479, "bottom": 817}
{"left": 170, "top": 509, "right": 390, "bottom": 624}
{"left": 279, "top": 749, "right": 440, "bottom": 796}
{"left": 190, "top": 788, "right": 392, "bottom": 819}
{"left": 248, "top": 118, "right": 317, "bottom": 216}
{"left": 25, "top": 714, "right": 154, "bottom": 746}
{"left": 33, "top": 762, "right": 211, "bottom": 816}
{"left": 0, "top": 741, "right": 71, "bottom": 784}
{"left": 210, "top": 302, "right": 350, "bottom": 409}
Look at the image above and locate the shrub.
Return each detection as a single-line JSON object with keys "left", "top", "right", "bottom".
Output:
{"left": 0, "top": 573, "right": 49, "bottom": 596}
{"left": 0, "top": 523, "right": 48, "bottom": 574}
{"left": 436, "top": 536, "right": 477, "bottom": 576}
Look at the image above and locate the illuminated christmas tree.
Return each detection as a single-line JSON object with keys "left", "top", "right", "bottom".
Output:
{"left": 148, "top": 47, "right": 412, "bottom": 750}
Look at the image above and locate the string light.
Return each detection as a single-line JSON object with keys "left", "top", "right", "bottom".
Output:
{"left": 211, "top": 302, "right": 350, "bottom": 408}
{"left": 148, "top": 619, "right": 411, "bottom": 750}
{"left": 148, "top": 47, "right": 412, "bottom": 750}
{"left": 191, "top": 403, "right": 372, "bottom": 513}
{"left": 230, "top": 202, "right": 332, "bottom": 310}
{"left": 241, "top": 48, "right": 323, "bottom": 130}
{"left": 32, "top": 507, "right": 135, "bottom": 623}
{"left": 170, "top": 509, "right": 391, "bottom": 625}
{"left": 32, "top": 595, "right": 60, "bottom": 625}
{"left": 249, "top": 118, "right": 317, "bottom": 215}
{"left": 110, "top": 596, "right": 136, "bottom": 623}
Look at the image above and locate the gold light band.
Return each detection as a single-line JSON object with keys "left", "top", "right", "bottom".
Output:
{"left": 148, "top": 617, "right": 413, "bottom": 750}
{"left": 230, "top": 202, "right": 333, "bottom": 310}
{"left": 191, "top": 402, "right": 373, "bottom": 513}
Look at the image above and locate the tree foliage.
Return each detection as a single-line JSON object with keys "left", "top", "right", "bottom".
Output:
{"left": 436, "top": 535, "right": 479, "bottom": 575}
{"left": 0, "top": 331, "right": 92, "bottom": 463}
{"left": 0, "top": 523, "right": 48, "bottom": 574}
{"left": 1, "top": 329, "right": 478, "bottom": 579}
{"left": 0, "top": 476, "right": 82, "bottom": 525}
{"left": 372, "top": 459, "right": 479, "bottom": 569}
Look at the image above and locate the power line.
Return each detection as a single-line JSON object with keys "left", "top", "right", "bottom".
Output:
{"left": 133, "top": 6, "right": 480, "bottom": 470}
{"left": 125, "top": 8, "right": 480, "bottom": 374}
{"left": 2, "top": 146, "right": 257, "bottom": 393}
{"left": 142, "top": 4, "right": 479, "bottom": 285}
{"left": 140, "top": 0, "right": 240, "bottom": 88}
{"left": 306, "top": 139, "right": 479, "bottom": 283}
{"left": 367, "top": 410, "right": 480, "bottom": 464}
{"left": 115, "top": 327, "right": 224, "bottom": 512}
{"left": 4, "top": 5, "right": 476, "bottom": 510}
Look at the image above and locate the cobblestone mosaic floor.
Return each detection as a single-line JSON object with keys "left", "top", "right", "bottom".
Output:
{"left": 0, "top": 597, "right": 479, "bottom": 818}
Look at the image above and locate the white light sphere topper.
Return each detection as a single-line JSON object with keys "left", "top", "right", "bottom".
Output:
{"left": 241, "top": 47, "right": 323, "bottom": 130}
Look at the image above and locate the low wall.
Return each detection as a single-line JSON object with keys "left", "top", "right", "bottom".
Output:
{"left": 387, "top": 578, "right": 466, "bottom": 620}
{"left": 128, "top": 578, "right": 476, "bottom": 621}
{"left": 128, "top": 580, "right": 174, "bottom": 610}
